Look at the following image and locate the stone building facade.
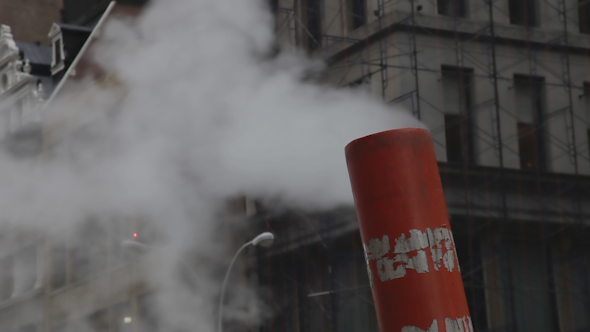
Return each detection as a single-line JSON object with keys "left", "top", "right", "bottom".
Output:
{"left": 260, "top": 1, "right": 590, "bottom": 332}
{"left": 0, "top": 25, "right": 46, "bottom": 156}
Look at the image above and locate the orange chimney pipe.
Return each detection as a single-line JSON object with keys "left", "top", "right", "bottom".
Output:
{"left": 345, "top": 128, "right": 472, "bottom": 332}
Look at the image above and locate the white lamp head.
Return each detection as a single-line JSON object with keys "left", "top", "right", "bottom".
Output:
{"left": 251, "top": 232, "right": 275, "bottom": 247}
{"left": 121, "top": 239, "right": 149, "bottom": 252}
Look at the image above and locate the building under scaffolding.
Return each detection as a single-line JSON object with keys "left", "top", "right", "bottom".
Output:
{"left": 258, "top": 1, "right": 590, "bottom": 331}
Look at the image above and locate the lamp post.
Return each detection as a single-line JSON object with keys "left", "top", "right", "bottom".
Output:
{"left": 217, "top": 232, "right": 274, "bottom": 332}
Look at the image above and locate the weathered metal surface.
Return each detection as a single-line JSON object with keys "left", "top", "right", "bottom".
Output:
{"left": 345, "top": 128, "right": 472, "bottom": 332}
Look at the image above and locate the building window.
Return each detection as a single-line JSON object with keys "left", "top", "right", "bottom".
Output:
{"left": 438, "top": 0, "right": 466, "bottom": 17}
{"left": 445, "top": 114, "right": 466, "bottom": 162}
{"left": 509, "top": 0, "right": 537, "bottom": 27}
{"left": 269, "top": 0, "right": 279, "bottom": 16}
{"left": 481, "top": 231, "right": 558, "bottom": 332}
{"left": 580, "top": 0, "right": 590, "bottom": 33}
{"left": 52, "top": 38, "right": 63, "bottom": 66}
{"left": 509, "top": 242, "right": 556, "bottom": 331}
{"left": 260, "top": 231, "right": 379, "bottom": 332}
{"left": 514, "top": 74, "right": 545, "bottom": 170}
{"left": 51, "top": 35, "right": 65, "bottom": 75}
{"left": 346, "top": 0, "right": 366, "bottom": 31}
{"left": 517, "top": 123, "right": 538, "bottom": 169}
{"left": 454, "top": 230, "right": 488, "bottom": 330}
{"left": 303, "top": 0, "right": 322, "bottom": 51}
{"left": 333, "top": 236, "right": 378, "bottom": 332}
{"left": 552, "top": 239, "right": 590, "bottom": 331}
{"left": 442, "top": 66, "right": 474, "bottom": 164}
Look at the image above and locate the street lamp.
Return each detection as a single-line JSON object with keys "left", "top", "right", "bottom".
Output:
{"left": 218, "top": 232, "right": 274, "bottom": 332}
{"left": 121, "top": 239, "right": 203, "bottom": 291}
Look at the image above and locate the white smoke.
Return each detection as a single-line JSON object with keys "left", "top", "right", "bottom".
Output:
{"left": 0, "top": 0, "right": 423, "bottom": 330}
{"left": 89, "top": 0, "right": 422, "bottom": 209}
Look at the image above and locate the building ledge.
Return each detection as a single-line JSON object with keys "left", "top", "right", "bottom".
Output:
{"left": 320, "top": 10, "right": 590, "bottom": 63}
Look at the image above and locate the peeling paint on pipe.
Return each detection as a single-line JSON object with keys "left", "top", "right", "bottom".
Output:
{"left": 345, "top": 128, "right": 472, "bottom": 332}
{"left": 364, "top": 227, "right": 458, "bottom": 284}
{"left": 402, "top": 316, "right": 474, "bottom": 332}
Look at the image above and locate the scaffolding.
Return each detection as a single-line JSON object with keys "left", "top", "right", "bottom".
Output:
{"left": 260, "top": 1, "right": 590, "bottom": 331}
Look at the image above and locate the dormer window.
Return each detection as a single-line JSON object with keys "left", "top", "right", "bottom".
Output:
{"left": 48, "top": 23, "right": 65, "bottom": 75}
{"left": 54, "top": 38, "right": 62, "bottom": 67}
{"left": 51, "top": 36, "right": 65, "bottom": 74}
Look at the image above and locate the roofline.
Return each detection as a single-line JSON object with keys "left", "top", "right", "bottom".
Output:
{"left": 58, "top": 23, "right": 94, "bottom": 34}
{"left": 14, "top": 41, "right": 53, "bottom": 66}
{"left": 44, "top": 1, "right": 117, "bottom": 108}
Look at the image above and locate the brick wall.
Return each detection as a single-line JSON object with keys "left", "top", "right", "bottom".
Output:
{"left": 0, "top": 0, "right": 63, "bottom": 45}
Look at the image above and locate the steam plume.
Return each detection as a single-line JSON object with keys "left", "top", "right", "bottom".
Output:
{"left": 0, "top": 0, "right": 423, "bottom": 330}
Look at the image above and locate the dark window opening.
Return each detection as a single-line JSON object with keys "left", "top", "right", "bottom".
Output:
{"left": 259, "top": 231, "right": 379, "bottom": 332}
{"left": 347, "top": 0, "right": 366, "bottom": 30}
{"left": 269, "top": 0, "right": 279, "bottom": 16}
{"left": 579, "top": 0, "right": 590, "bottom": 33}
{"left": 509, "top": 241, "right": 557, "bottom": 331}
{"left": 54, "top": 39, "right": 62, "bottom": 65}
{"left": 514, "top": 75, "right": 546, "bottom": 170}
{"left": 518, "top": 123, "right": 539, "bottom": 169}
{"left": 438, "top": 0, "right": 466, "bottom": 17}
{"left": 442, "top": 66, "right": 474, "bottom": 164}
{"left": 552, "top": 234, "right": 590, "bottom": 331}
{"left": 303, "top": 0, "right": 322, "bottom": 52}
{"left": 453, "top": 231, "right": 488, "bottom": 330}
{"left": 509, "top": 0, "right": 537, "bottom": 26}
{"left": 445, "top": 114, "right": 468, "bottom": 163}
